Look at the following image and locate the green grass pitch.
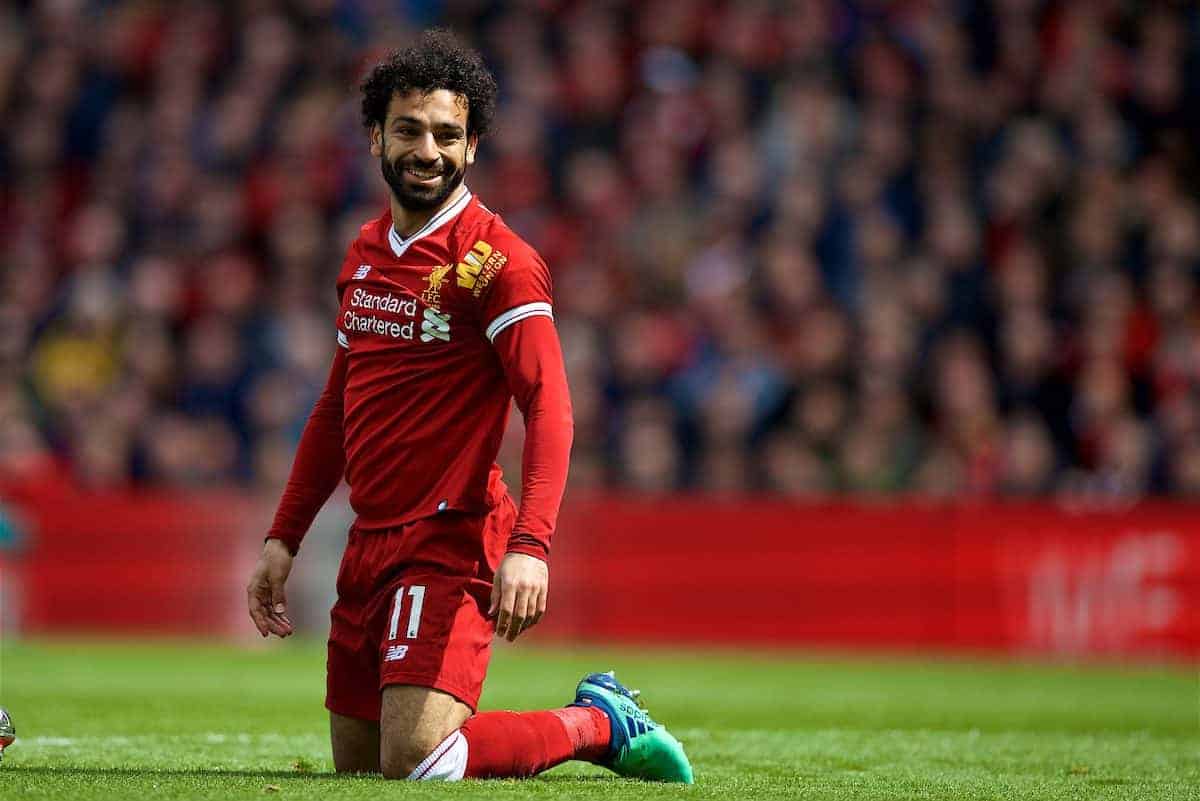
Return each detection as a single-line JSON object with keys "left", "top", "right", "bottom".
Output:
{"left": 0, "top": 639, "right": 1195, "bottom": 800}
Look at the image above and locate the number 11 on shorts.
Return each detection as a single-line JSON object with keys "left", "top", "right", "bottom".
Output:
{"left": 388, "top": 584, "right": 426, "bottom": 640}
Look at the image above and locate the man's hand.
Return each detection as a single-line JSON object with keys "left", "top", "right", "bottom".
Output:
{"left": 247, "top": 538, "right": 295, "bottom": 638}
{"left": 489, "top": 552, "right": 548, "bottom": 642}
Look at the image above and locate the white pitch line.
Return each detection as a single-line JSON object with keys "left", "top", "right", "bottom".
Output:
{"left": 22, "top": 733, "right": 325, "bottom": 747}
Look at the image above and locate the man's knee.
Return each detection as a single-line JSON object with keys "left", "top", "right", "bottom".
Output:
{"left": 380, "top": 731, "right": 448, "bottom": 779}
{"left": 330, "top": 712, "right": 380, "bottom": 774}
{"left": 379, "top": 684, "right": 472, "bottom": 780}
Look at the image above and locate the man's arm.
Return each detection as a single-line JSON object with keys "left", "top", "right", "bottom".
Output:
{"left": 247, "top": 346, "right": 347, "bottom": 638}
{"left": 488, "top": 314, "right": 573, "bottom": 641}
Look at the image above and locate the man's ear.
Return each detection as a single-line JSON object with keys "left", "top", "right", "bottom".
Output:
{"left": 370, "top": 124, "right": 383, "bottom": 157}
{"left": 466, "top": 134, "right": 478, "bottom": 166}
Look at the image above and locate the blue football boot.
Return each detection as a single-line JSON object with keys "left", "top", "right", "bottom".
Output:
{"left": 570, "top": 671, "right": 694, "bottom": 783}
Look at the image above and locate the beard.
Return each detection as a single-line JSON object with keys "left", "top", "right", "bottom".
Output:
{"left": 380, "top": 153, "right": 466, "bottom": 212}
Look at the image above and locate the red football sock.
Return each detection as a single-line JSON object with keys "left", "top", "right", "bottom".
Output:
{"left": 460, "top": 707, "right": 611, "bottom": 778}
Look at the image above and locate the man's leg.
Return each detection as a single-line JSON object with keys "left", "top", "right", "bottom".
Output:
{"left": 330, "top": 713, "right": 380, "bottom": 774}
{"left": 379, "top": 685, "right": 471, "bottom": 779}
{"left": 374, "top": 573, "right": 612, "bottom": 781}
{"left": 457, "top": 703, "right": 612, "bottom": 778}
{"left": 362, "top": 510, "right": 691, "bottom": 782}
{"left": 326, "top": 524, "right": 390, "bottom": 772}
{"left": 379, "top": 674, "right": 694, "bottom": 782}
{"left": 379, "top": 682, "right": 610, "bottom": 781}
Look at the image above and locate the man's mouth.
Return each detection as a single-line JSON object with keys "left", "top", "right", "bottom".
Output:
{"left": 405, "top": 166, "right": 443, "bottom": 184}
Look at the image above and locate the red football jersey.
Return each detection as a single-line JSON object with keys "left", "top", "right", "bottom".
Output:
{"left": 334, "top": 190, "right": 554, "bottom": 529}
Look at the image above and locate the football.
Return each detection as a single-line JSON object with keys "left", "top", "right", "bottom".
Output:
{"left": 0, "top": 707, "right": 15, "bottom": 763}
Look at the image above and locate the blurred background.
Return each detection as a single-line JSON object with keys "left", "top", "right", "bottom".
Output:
{"left": 0, "top": 1, "right": 1197, "bottom": 660}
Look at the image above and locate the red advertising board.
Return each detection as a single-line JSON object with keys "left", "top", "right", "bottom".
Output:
{"left": 2, "top": 487, "right": 1197, "bottom": 659}
{"left": 545, "top": 497, "right": 1200, "bottom": 659}
{"left": 0, "top": 485, "right": 259, "bottom": 637}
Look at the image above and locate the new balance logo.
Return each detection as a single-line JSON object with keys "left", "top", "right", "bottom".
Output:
{"left": 353, "top": 264, "right": 371, "bottom": 280}
{"left": 384, "top": 645, "right": 409, "bottom": 662}
{"left": 420, "top": 308, "right": 451, "bottom": 342}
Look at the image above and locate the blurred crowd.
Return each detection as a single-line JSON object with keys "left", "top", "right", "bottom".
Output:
{"left": 3, "top": 0, "right": 1200, "bottom": 501}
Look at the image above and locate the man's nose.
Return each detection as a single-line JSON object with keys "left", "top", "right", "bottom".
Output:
{"left": 414, "top": 132, "right": 439, "bottom": 162}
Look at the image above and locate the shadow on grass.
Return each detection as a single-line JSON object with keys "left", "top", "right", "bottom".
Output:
{"left": 8, "top": 765, "right": 624, "bottom": 783}
{"left": 9, "top": 766, "right": 347, "bottom": 781}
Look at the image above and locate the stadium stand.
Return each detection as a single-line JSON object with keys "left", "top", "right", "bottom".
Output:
{"left": 2, "top": 1, "right": 1199, "bottom": 500}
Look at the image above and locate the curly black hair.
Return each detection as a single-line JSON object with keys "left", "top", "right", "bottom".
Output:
{"left": 360, "top": 28, "right": 498, "bottom": 140}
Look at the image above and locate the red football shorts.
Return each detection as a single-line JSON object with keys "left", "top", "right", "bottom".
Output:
{"left": 325, "top": 497, "right": 514, "bottom": 720}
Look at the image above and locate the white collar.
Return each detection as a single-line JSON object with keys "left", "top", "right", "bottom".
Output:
{"left": 388, "top": 188, "right": 473, "bottom": 259}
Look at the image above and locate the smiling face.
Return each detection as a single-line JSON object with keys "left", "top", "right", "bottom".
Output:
{"left": 371, "top": 89, "right": 478, "bottom": 212}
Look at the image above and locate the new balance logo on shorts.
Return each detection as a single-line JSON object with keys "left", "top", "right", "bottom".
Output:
{"left": 353, "top": 264, "right": 371, "bottom": 280}
{"left": 385, "top": 645, "right": 409, "bottom": 662}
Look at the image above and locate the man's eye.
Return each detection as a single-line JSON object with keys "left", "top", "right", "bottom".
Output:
{"left": 396, "top": 128, "right": 419, "bottom": 137}
{"left": 437, "top": 133, "right": 461, "bottom": 143}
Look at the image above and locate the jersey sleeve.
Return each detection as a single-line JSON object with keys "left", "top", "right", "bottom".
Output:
{"left": 491, "top": 314, "right": 573, "bottom": 559}
{"left": 470, "top": 233, "right": 569, "bottom": 558}
{"left": 476, "top": 238, "right": 555, "bottom": 343}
